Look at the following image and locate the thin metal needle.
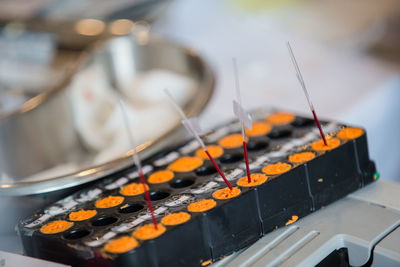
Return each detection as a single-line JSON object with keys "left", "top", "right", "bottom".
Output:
{"left": 118, "top": 100, "right": 158, "bottom": 229}
{"left": 287, "top": 42, "right": 328, "bottom": 146}
{"left": 164, "top": 89, "right": 233, "bottom": 190}
{"left": 232, "top": 58, "right": 252, "bottom": 183}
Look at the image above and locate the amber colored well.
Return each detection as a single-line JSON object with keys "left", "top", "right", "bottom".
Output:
{"left": 195, "top": 145, "right": 224, "bottom": 159}
{"left": 262, "top": 162, "right": 292, "bottom": 175}
{"left": 120, "top": 183, "right": 149, "bottom": 196}
{"left": 218, "top": 133, "right": 247, "bottom": 149}
{"left": 187, "top": 199, "right": 216, "bottom": 212}
{"left": 311, "top": 137, "right": 340, "bottom": 151}
{"left": 237, "top": 173, "right": 268, "bottom": 187}
{"left": 133, "top": 224, "right": 166, "bottom": 240}
{"left": 40, "top": 220, "right": 74, "bottom": 234}
{"left": 167, "top": 157, "right": 203, "bottom": 172}
{"left": 337, "top": 127, "right": 364, "bottom": 140}
{"left": 161, "top": 212, "right": 191, "bottom": 226}
{"left": 266, "top": 112, "right": 295, "bottom": 125}
{"left": 245, "top": 121, "right": 272, "bottom": 137}
{"left": 95, "top": 196, "right": 124, "bottom": 208}
{"left": 68, "top": 210, "right": 97, "bottom": 221}
{"left": 148, "top": 170, "right": 174, "bottom": 184}
{"left": 212, "top": 187, "right": 241, "bottom": 200}
{"left": 104, "top": 236, "right": 138, "bottom": 254}
{"left": 289, "top": 152, "right": 316, "bottom": 163}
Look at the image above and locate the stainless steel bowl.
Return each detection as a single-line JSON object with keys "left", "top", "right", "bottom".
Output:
{"left": 0, "top": 35, "right": 214, "bottom": 239}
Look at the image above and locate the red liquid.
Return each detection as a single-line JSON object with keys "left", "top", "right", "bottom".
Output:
{"left": 311, "top": 109, "right": 327, "bottom": 146}
{"left": 243, "top": 141, "right": 251, "bottom": 183}
{"left": 138, "top": 170, "right": 158, "bottom": 229}
{"left": 204, "top": 150, "right": 233, "bottom": 190}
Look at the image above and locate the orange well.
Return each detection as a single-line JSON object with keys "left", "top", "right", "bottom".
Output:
{"left": 245, "top": 121, "right": 272, "bottom": 137}
{"left": 120, "top": 183, "right": 149, "bottom": 196}
{"left": 266, "top": 112, "right": 295, "bottom": 125}
{"left": 95, "top": 196, "right": 124, "bottom": 208}
{"left": 212, "top": 187, "right": 241, "bottom": 200}
{"left": 337, "top": 127, "right": 364, "bottom": 140}
{"left": 218, "top": 134, "right": 247, "bottom": 149}
{"left": 40, "top": 220, "right": 74, "bottom": 234}
{"left": 187, "top": 199, "right": 216, "bottom": 213}
{"left": 161, "top": 212, "right": 191, "bottom": 226}
{"left": 133, "top": 224, "right": 166, "bottom": 240}
{"left": 148, "top": 170, "right": 174, "bottom": 184}
{"left": 311, "top": 137, "right": 340, "bottom": 151}
{"left": 262, "top": 162, "right": 292, "bottom": 175}
{"left": 104, "top": 236, "right": 138, "bottom": 254}
{"left": 167, "top": 157, "right": 203, "bottom": 173}
{"left": 289, "top": 152, "right": 316, "bottom": 163}
{"left": 68, "top": 210, "right": 97, "bottom": 221}
{"left": 237, "top": 173, "right": 268, "bottom": 187}
{"left": 195, "top": 145, "right": 224, "bottom": 160}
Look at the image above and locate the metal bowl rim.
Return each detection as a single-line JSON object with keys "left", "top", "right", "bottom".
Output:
{"left": 0, "top": 35, "right": 215, "bottom": 196}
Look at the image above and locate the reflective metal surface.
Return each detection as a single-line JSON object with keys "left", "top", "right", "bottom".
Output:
{"left": 0, "top": 35, "right": 215, "bottom": 196}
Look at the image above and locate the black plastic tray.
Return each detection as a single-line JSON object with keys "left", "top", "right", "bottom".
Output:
{"left": 17, "top": 108, "right": 376, "bottom": 267}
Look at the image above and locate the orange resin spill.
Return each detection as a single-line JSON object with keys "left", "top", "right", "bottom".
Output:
{"left": 104, "top": 236, "right": 138, "bottom": 254}
{"left": 289, "top": 152, "right": 316, "bottom": 163}
{"left": 187, "top": 199, "right": 217, "bottom": 213}
{"left": 133, "top": 224, "right": 166, "bottom": 240}
{"left": 212, "top": 187, "right": 241, "bottom": 200}
{"left": 266, "top": 112, "right": 295, "bottom": 125}
{"left": 285, "top": 215, "right": 299, "bottom": 226}
{"left": 95, "top": 196, "right": 124, "bottom": 208}
{"left": 147, "top": 170, "right": 174, "bottom": 184}
{"left": 201, "top": 260, "right": 213, "bottom": 266}
{"left": 262, "top": 162, "right": 292, "bottom": 175}
{"left": 245, "top": 121, "right": 272, "bottom": 137}
{"left": 311, "top": 137, "right": 340, "bottom": 151}
{"left": 68, "top": 210, "right": 97, "bottom": 221}
{"left": 120, "top": 183, "right": 149, "bottom": 196}
{"left": 167, "top": 157, "right": 203, "bottom": 173}
{"left": 237, "top": 173, "right": 268, "bottom": 187}
{"left": 161, "top": 212, "right": 191, "bottom": 226}
{"left": 195, "top": 145, "right": 224, "bottom": 159}
{"left": 337, "top": 127, "right": 364, "bottom": 140}
{"left": 40, "top": 220, "right": 73, "bottom": 234}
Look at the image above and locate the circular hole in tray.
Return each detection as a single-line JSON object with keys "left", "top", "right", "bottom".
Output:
{"left": 291, "top": 117, "right": 313, "bottom": 127}
{"left": 170, "top": 178, "right": 195, "bottom": 189}
{"left": 119, "top": 203, "right": 144, "bottom": 214}
{"left": 268, "top": 126, "right": 292, "bottom": 139}
{"left": 195, "top": 165, "right": 217, "bottom": 176}
{"left": 149, "top": 191, "right": 170, "bottom": 201}
{"left": 91, "top": 216, "right": 118, "bottom": 227}
{"left": 219, "top": 153, "right": 243, "bottom": 164}
{"left": 247, "top": 140, "right": 269, "bottom": 151}
{"left": 64, "top": 229, "right": 91, "bottom": 240}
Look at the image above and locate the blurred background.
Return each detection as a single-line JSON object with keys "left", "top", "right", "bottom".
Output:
{"left": 0, "top": 0, "right": 400, "bottom": 253}
{"left": 151, "top": 0, "right": 400, "bottom": 182}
